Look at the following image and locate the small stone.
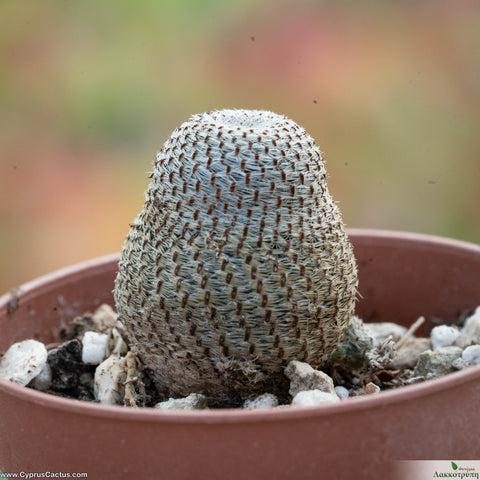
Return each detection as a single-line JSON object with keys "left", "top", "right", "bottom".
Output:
{"left": 431, "top": 325, "right": 460, "bottom": 350}
{"left": 47, "top": 339, "right": 87, "bottom": 391}
{"left": 82, "top": 331, "right": 109, "bottom": 365}
{"left": 60, "top": 304, "right": 122, "bottom": 341}
{"left": 357, "top": 382, "right": 381, "bottom": 396}
{"left": 284, "top": 361, "right": 335, "bottom": 397}
{"left": 92, "top": 304, "right": 119, "bottom": 329}
{"left": 0, "top": 339, "right": 48, "bottom": 386}
{"left": 391, "top": 338, "right": 432, "bottom": 369}
{"left": 452, "top": 357, "right": 471, "bottom": 370}
{"left": 291, "top": 390, "right": 340, "bottom": 407}
{"left": 154, "top": 393, "right": 208, "bottom": 410}
{"left": 363, "top": 322, "right": 408, "bottom": 346}
{"left": 334, "top": 385, "right": 349, "bottom": 400}
{"left": 351, "top": 376, "right": 361, "bottom": 386}
{"left": 462, "top": 345, "right": 480, "bottom": 365}
{"left": 109, "top": 327, "right": 128, "bottom": 356}
{"left": 94, "top": 355, "right": 126, "bottom": 405}
{"left": 413, "top": 346, "right": 463, "bottom": 379}
{"left": 458, "top": 310, "right": 480, "bottom": 347}
{"left": 243, "top": 393, "right": 279, "bottom": 409}
{"left": 32, "top": 363, "right": 52, "bottom": 391}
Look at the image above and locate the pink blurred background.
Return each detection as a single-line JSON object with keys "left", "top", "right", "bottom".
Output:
{"left": 1, "top": 1, "right": 479, "bottom": 294}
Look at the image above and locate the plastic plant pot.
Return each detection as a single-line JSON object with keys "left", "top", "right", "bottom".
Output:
{"left": 1, "top": 229, "right": 480, "bottom": 480}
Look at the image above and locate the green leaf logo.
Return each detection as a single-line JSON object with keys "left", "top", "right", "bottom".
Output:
{"left": 451, "top": 461, "right": 458, "bottom": 470}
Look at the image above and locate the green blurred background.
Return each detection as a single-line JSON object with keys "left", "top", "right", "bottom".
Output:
{"left": 1, "top": 0, "right": 479, "bottom": 294}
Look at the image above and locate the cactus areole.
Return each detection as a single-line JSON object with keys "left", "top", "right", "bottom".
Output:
{"left": 114, "top": 109, "right": 358, "bottom": 406}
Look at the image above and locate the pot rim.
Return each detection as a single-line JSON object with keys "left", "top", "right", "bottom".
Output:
{"left": 1, "top": 228, "right": 479, "bottom": 424}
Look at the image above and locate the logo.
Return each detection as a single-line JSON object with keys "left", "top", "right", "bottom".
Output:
{"left": 395, "top": 460, "right": 480, "bottom": 480}
{"left": 433, "top": 461, "right": 479, "bottom": 478}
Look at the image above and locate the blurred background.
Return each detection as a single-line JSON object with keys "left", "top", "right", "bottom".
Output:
{"left": 1, "top": 0, "right": 479, "bottom": 294}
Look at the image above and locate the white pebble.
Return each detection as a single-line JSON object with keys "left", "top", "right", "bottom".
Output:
{"left": 94, "top": 355, "right": 126, "bottom": 405}
{"left": 431, "top": 325, "right": 460, "bottom": 350}
{"left": 363, "top": 322, "right": 408, "bottom": 346}
{"left": 33, "top": 363, "right": 52, "bottom": 391}
{"left": 291, "top": 390, "right": 340, "bottom": 407}
{"left": 154, "top": 393, "right": 208, "bottom": 410}
{"left": 462, "top": 345, "right": 480, "bottom": 365}
{"left": 392, "top": 337, "right": 432, "bottom": 370}
{"left": 243, "top": 393, "right": 279, "bottom": 409}
{"left": 284, "top": 361, "right": 335, "bottom": 397}
{"left": 92, "top": 303, "right": 119, "bottom": 330}
{"left": 458, "top": 310, "right": 480, "bottom": 347}
{"left": 82, "top": 331, "right": 109, "bottom": 365}
{"left": 109, "top": 328, "right": 128, "bottom": 356}
{"left": 0, "top": 339, "right": 48, "bottom": 386}
{"left": 334, "top": 385, "right": 350, "bottom": 400}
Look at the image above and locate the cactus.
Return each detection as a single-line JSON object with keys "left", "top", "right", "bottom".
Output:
{"left": 114, "top": 109, "right": 358, "bottom": 406}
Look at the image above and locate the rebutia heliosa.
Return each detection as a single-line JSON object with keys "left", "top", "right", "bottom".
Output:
{"left": 114, "top": 109, "right": 358, "bottom": 406}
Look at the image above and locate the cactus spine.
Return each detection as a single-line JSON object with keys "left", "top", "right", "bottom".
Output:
{"left": 114, "top": 109, "right": 358, "bottom": 406}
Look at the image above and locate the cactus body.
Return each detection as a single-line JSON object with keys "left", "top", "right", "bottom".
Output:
{"left": 114, "top": 109, "right": 358, "bottom": 406}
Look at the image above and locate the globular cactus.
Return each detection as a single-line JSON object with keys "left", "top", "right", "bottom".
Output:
{"left": 114, "top": 109, "right": 358, "bottom": 406}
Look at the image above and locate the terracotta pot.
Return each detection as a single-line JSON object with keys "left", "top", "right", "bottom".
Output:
{"left": 1, "top": 229, "right": 480, "bottom": 480}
